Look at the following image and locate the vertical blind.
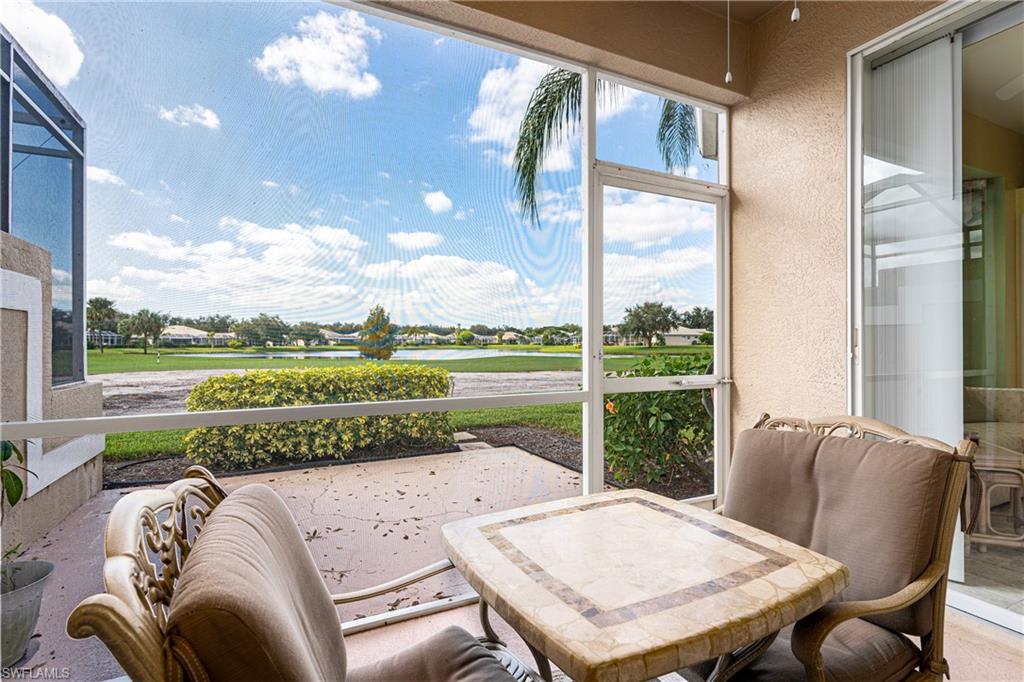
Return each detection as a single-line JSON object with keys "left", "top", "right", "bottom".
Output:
{"left": 862, "top": 35, "right": 964, "bottom": 446}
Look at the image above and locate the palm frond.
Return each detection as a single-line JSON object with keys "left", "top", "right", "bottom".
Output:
{"left": 513, "top": 69, "right": 583, "bottom": 224}
{"left": 657, "top": 99, "right": 697, "bottom": 172}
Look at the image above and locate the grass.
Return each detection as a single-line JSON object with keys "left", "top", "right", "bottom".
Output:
{"left": 103, "top": 403, "right": 583, "bottom": 462}
{"left": 86, "top": 346, "right": 709, "bottom": 375}
{"left": 104, "top": 429, "right": 189, "bottom": 461}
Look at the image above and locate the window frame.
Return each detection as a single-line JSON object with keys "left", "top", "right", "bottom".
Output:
{"left": 1, "top": 26, "right": 87, "bottom": 386}
{"left": 0, "top": 4, "right": 731, "bottom": 503}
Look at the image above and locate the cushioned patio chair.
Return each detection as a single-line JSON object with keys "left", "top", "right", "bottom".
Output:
{"left": 67, "top": 467, "right": 537, "bottom": 682}
{"left": 685, "top": 415, "right": 975, "bottom": 682}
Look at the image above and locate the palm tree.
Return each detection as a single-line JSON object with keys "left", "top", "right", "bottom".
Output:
{"left": 513, "top": 69, "right": 698, "bottom": 223}
{"left": 86, "top": 297, "right": 118, "bottom": 354}
{"left": 120, "top": 309, "right": 166, "bottom": 354}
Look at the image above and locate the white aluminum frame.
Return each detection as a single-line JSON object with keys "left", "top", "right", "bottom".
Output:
{"left": 594, "top": 158, "right": 730, "bottom": 501}
{"left": 0, "top": 0, "right": 732, "bottom": 504}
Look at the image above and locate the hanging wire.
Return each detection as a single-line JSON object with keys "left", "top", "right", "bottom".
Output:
{"left": 725, "top": 0, "right": 733, "bottom": 83}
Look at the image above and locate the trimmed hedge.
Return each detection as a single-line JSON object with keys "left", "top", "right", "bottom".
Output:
{"left": 604, "top": 353, "right": 713, "bottom": 484}
{"left": 184, "top": 365, "right": 454, "bottom": 469}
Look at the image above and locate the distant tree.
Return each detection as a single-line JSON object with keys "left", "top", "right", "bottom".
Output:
{"left": 168, "top": 314, "right": 236, "bottom": 333}
{"left": 680, "top": 306, "right": 713, "bottom": 331}
{"left": 291, "top": 321, "right": 322, "bottom": 345}
{"left": 327, "top": 321, "right": 361, "bottom": 334}
{"left": 359, "top": 305, "right": 397, "bottom": 360}
{"left": 541, "top": 329, "right": 557, "bottom": 346}
{"left": 469, "top": 324, "right": 496, "bottom": 336}
{"left": 86, "top": 297, "right": 118, "bottom": 353}
{"left": 456, "top": 330, "right": 475, "bottom": 346}
{"left": 120, "top": 309, "right": 167, "bottom": 354}
{"left": 207, "top": 330, "right": 215, "bottom": 348}
{"left": 231, "top": 313, "right": 288, "bottom": 346}
{"left": 619, "top": 302, "right": 682, "bottom": 348}
{"left": 698, "top": 331, "right": 713, "bottom": 345}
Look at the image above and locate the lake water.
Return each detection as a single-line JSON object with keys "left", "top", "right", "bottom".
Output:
{"left": 167, "top": 349, "right": 585, "bottom": 360}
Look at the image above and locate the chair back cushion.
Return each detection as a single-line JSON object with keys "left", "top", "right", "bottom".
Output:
{"left": 167, "top": 484, "right": 346, "bottom": 681}
{"left": 723, "top": 428, "right": 953, "bottom": 635}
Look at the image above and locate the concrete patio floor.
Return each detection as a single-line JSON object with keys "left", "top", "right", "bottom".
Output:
{"left": 20, "top": 445, "right": 581, "bottom": 681}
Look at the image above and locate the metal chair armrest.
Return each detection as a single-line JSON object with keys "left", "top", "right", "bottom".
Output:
{"left": 791, "top": 562, "right": 944, "bottom": 681}
{"left": 330, "top": 559, "right": 455, "bottom": 604}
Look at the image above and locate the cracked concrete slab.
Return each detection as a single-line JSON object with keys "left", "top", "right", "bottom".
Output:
{"left": 20, "top": 446, "right": 581, "bottom": 680}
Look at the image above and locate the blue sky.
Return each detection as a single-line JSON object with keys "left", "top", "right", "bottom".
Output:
{"left": 4, "top": 1, "right": 717, "bottom": 327}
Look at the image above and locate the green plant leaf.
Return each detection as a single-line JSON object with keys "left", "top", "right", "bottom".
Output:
{"left": 2, "top": 469, "right": 24, "bottom": 507}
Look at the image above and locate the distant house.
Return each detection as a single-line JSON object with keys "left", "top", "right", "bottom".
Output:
{"left": 87, "top": 329, "right": 123, "bottom": 347}
{"left": 211, "top": 332, "right": 235, "bottom": 346}
{"left": 663, "top": 327, "right": 708, "bottom": 346}
{"left": 476, "top": 334, "right": 499, "bottom": 344}
{"left": 405, "top": 332, "right": 444, "bottom": 345}
{"left": 501, "top": 331, "right": 523, "bottom": 344}
{"left": 321, "top": 329, "right": 360, "bottom": 345}
{"left": 160, "top": 325, "right": 212, "bottom": 346}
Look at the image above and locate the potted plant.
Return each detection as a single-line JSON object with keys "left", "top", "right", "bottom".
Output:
{"left": 1, "top": 440, "right": 53, "bottom": 668}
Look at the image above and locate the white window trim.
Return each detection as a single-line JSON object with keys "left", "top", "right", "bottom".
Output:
{"left": 0, "top": 1, "right": 732, "bottom": 502}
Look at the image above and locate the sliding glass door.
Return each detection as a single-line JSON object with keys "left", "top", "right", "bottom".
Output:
{"left": 855, "top": 5, "right": 1024, "bottom": 632}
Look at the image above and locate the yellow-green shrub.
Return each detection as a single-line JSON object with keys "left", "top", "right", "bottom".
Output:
{"left": 183, "top": 365, "right": 454, "bottom": 468}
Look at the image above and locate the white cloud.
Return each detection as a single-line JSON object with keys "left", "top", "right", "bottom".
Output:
{"left": 378, "top": 171, "right": 391, "bottom": 180}
{"left": 169, "top": 214, "right": 190, "bottom": 224}
{"left": 253, "top": 10, "right": 382, "bottom": 98}
{"left": 433, "top": 38, "right": 445, "bottom": 47}
{"left": 158, "top": 104, "right": 221, "bottom": 130}
{"left": 453, "top": 208, "right": 474, "bottom": 221}
{"left": 387, "top": 231, "right": 443, "bottom": 250}
{"left": 603, "top": 248, "right": 712, "bottom": 322}
{"left": 0, "top": 1, "right": 83, "bottom": 87}
{"left": 86, "top": 166, "right": 125, "bottom": 186}
{"left": 260, "top": 180, "right": 280, "bottom": 188}
{"left": 603, "top": 189, "right": 715, "bottom": 247}
{"left": 108, "top": 230, "right": 239, "bottom": 262}
{"left": 87, "top": 276, "right": 144, "bottom": 303}
{"left": 109, "top": 217, "right": 370, "bottom": 319}
{"left": 422, "top": 190, "right": 453, "bottom": 214}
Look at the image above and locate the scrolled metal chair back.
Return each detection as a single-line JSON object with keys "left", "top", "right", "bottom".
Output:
{"left": 67, "top": 466, "right": 227, "bottom": 682}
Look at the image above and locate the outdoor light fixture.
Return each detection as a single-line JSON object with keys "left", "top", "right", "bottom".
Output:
{"left": 792, "top": 1, "right": 801, "bottom": 23}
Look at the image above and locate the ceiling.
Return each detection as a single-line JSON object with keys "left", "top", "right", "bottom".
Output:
{"left": 963, "top": 22, "right": 1024, "bottom": 135}
{"left": 689, "top": 1, "right": 783, "bottom": 24}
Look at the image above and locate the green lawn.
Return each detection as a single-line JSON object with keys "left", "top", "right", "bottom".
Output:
{"left": 87, "top": 346, "right": 710, "bottom": 375}
{"left": 103, "top": 403, "right": 584, "bottom": 461}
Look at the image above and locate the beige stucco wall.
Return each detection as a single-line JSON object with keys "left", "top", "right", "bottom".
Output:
{"left": 1, "top": 231, "right": 103, "bottom": 550}
{"left": 728, "top": 1, "right": 940, "bottom": 432}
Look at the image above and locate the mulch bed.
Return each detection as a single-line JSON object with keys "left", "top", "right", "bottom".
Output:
{"left": 102, "top": 442, "right": 460, "bottom": 489}
{"left": 103, "top": 425, "right": 713, "bottom": 500}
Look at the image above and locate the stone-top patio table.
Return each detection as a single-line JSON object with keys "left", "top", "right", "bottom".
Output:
{"left": 442, "top": 489, "right": 849, "bottom": 682}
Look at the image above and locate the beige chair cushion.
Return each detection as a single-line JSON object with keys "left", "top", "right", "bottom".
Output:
{"left": 723, "top": 429, "right": 952, "bottom": 635}
{"left": 348, "top": 625, "right": 517, "bottom": 682}
{"left": 684, "top": 619, "right": 919, "bottom": 682}
{"left": 167, "top": 484, "right": 346, "bottom": 682}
